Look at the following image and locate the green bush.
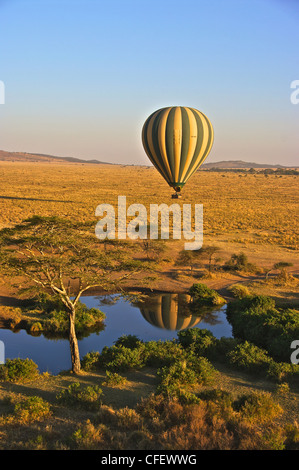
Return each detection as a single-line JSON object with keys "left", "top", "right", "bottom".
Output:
{"left": 224, "top": 252, "right": 257, "bottom": 273}
{"left": 189, "top": 283, "right": 226, "bottom": 306}
{"left": 156, "top": 356, "right": 216, "bottom": 399}
{"left": 72, "top": 420, "right": 109, "bottom": 450}
{"left": 266, "top": 361, "right": 299, "bottom": 382}
{"left": 227, "top": 295, "right": 299, "bottom": 361}
{"left": 27, "top": 294, "right": 105, "bottom": 338}
{"left": 114, "top": 334, "right": 143, "bottom": 349}
{"left": 284, "top": 422, "right": 299, "bottom": 450}
{"left": 81, "top": 351, "right": 100, "bottom": 371}
{"left": 199, "top": 388, "right": 234, "bottom": 407}
{"left": 228, "top": 284, "right": 252, "bottom": 299}
{"left": 103, "top": 371, "right": 128, "bottom": 388}
{"left": 98, "top": 344, "right": 145, "bottom": 371}
{"left": 227, "top": 341, "right": 272, "bottom": 374}
{"left": 234, "top": 391, "right": 283, "bottom": 424}
{"left": 56, "top": 382, "right": 103, "bottom": 410}
{"left": 208, "top": 337, "right": 241, "bottom": 362}
{"left": 46, "top": 302, "right": 105, "bottom": 337}
{"left": 156, "top": 360, "right": 198, "bottom": 398}
{"left": 0, "top": 358, "right": 39, "bottom": 382}
{"left": 13, "top": 396, "right": 52, "bottom": 423}
{"left": 178, "top": 328, "right": 216, "bottom": 355}
{"left": 143, "top": 340, "right": 187, "bottom": 367}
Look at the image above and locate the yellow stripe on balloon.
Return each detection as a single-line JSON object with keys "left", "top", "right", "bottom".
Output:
{"left": 182, "top": 109, "right": 210, "bottom": 182}
{"left": 179, "top": 107, "right": 198, "bottom": 182}
{"left": 173, "top": 107, "right": 182, "bottom": 182}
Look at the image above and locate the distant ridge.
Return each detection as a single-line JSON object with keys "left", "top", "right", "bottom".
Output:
{"left": 0, "top": 150, "right": 296, "bottom": 169}
{"left": 0, "top": 150, "right": 111, "bottom": 164}
{"left": 201, "top": 160, "right": 294, "bottom": 169}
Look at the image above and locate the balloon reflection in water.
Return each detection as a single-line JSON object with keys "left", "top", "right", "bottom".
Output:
{"left": 134, "top": 293, "right": 221, "bottom": 332}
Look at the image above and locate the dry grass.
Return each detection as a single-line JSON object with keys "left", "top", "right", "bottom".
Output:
{"left": 0, "top": 162, "right": 298, "bottom": 450}
{"left": 0, "top": 162, "right": 297, "bottom": 250}
{"left": 0, "top": 365, "right": 297, "bottom": 450}
{"left": 0, "top": 160, "right": 297, "bottom": 305}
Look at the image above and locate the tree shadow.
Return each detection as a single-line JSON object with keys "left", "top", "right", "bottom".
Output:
{"left": 0, "top": 295, "right": 27, "bottom": 307}
{"left": 0, "top": 196, "right": 74, "bottom": 203}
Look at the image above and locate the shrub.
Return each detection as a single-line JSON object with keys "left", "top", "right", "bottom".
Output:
{"left": 199, "top": 388, "right": 234, "bottom": 407}
{"left": 156, "top": 357, "right": 216, "bottom": 399}
{"left": 45, "top": 302, "right": 105, "bottom": 337}
{"left": 143, "top": 340, "right": 187, "bottom": 367}
{"left": 156, "top": 360, "right": 198, "bottom": 399}
{"left": 72, "top": 419, "right": 109, "bottom": 450}
{"left": 29, "top": 294, "right": 105, "bottom": 337}
{"left": 56, "top": 382, "right": 103, "bottom": 410}
{"left": 0, "top": 358, "right": 39, "bottom": 382}
{"left": 284, "top": 422, "right": 299, "bottom": 450}
{"left": 235, "top": 391, "right": 283, "bottom": 424}
{"left": 199, "top": 389, "right": 235, "bottom": 420}
{"left": 227, "top": 295, "right": 299, "bottom": 362}
{"left": 275, "top": 382, "right": 290, "bottom": 396}
{"left": 28, "top": 322, "right": 43, "bottom": 334}
{"left": 103, "top": 371, "right": 128, "bottom": 388}
{"left": 81, "top": 351, "right": 100, "bottom": 371}
{"left": 208, "top": 337, "right": 241, "bottom": 362}
{"left": 13, "top": 396, "right": 52, "bottom": 424}
{"left": 224, "top": 252, "right": 257, "bottom": 273}
{"left": 190, "top": 356, "right": 217, "bottom": 385}
{"left": 99, "top": 344, "right": 145, "bottom": 371}
{"left": 114, "top": 334, "right": 143, "bottom": 349}
{"left": 227, "top": 341, "right": 272, "bottom": 374}
{"left": 178, "top": 328, "right": 216, "bottom": 356}
{"left": 228, "top": 284, "right": 252, "bottom": 299}
{"left": 266, "top": 361, "right": 299, "bottom": 382}
{"left": 189, "top": 283, "right": 226, "bottom": 306}
{"left": 116, "top": 407, "right": 143, "bottom": 429}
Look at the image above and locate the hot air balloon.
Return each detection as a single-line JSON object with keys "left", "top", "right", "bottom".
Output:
{"left": 142, "top": 106, "right": 214, "bottom": 197}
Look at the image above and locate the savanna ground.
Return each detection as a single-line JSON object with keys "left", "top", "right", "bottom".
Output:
{"left": 0, "top": 161, "right": 298, "bottom": 450}
{"left": 0, "top": 161, "right": 297, "bottom": 302}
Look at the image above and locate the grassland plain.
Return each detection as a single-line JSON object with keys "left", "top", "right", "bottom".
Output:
{"left": 0, "top": 161, "right": 298, "bottom": 451}
{"left": 0, "top": 161, "right": 297, "bottom": 250}
{"left": 0, "top": 161, "right": 298, "bottom": 293}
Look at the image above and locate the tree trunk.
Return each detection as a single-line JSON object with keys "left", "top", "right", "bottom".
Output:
{"left": 69, "top": 310, "right": 81, "bottom": 374}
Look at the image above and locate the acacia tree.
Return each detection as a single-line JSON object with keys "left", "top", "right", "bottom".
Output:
{"left": 0, "top": 216, "right": 149, "bottom": 374}
{"left": 199, "top": 245, "right": 222, "bottom": 273}
{"left": 265, "top": 261, "right": 293, "bottom": 282}
{"left": 176, "top": 245, "right": 221, "bottom": 275}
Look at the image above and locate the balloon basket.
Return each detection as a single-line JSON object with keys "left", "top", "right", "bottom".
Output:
{"left": 172, "top": 193, "right": 182, "bottom": 199}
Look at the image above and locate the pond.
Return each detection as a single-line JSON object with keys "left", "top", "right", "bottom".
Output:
{"left": 0, "top": 293, "right": 232, "bottom": 375}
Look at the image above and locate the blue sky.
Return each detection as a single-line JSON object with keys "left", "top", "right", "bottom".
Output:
{"left": 0, "top": 0, "right": 298, "bottom": 165}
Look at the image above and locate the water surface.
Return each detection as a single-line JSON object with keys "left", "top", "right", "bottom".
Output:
{"left": 0, "top": 293, "right": 232, "bottom": 374}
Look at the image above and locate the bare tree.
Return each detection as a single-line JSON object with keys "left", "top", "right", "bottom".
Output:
{"left": 0, "top": 216, "right": 150, "bottom": 374}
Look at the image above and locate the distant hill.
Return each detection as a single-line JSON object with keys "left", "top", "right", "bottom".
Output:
{"left": 0, "top": 150, "right": 296, "bottom": 169}
{"left": 0, "top": 150, "right": 110, "bottom": 165}
{"left": 201, "top": 160, "right": 292, "bottom": 169}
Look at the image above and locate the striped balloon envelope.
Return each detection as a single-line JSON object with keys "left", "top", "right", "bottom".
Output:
{"left": 142, "top": 106, "right": 214, "bottom": 194}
